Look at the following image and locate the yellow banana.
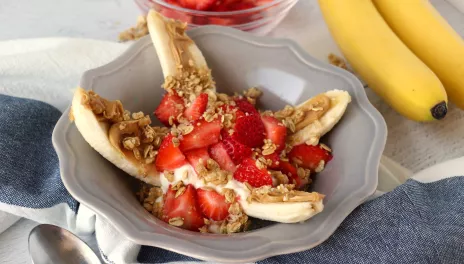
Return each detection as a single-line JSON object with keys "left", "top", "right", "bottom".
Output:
{"left": 374, "top": 0, "right": 464, "bottom": 110}
{"left": 318, "top": 0, "right": 448, "bottom": 121}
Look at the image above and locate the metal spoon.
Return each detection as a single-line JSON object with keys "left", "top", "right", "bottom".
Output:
{"left": 28, "top": 224, "right": 101, "bottom": 264}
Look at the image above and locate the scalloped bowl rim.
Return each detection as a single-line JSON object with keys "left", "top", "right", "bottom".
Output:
{"left": 52, "top": 25, "right": 387, "bottom": 262}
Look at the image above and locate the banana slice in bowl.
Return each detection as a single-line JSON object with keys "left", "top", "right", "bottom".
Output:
{"left": 282, "top": 89, "right": 352, "bottom": 147}
{"left": 146, "top": 10, "right": 216, "bottom": 92}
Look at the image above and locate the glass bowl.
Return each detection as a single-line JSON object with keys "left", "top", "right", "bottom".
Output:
{"left": 134, "top": 0, "right": 299, "bottom": 35}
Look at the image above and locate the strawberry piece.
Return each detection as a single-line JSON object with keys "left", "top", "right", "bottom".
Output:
{"left": 233, "top": 113, "right": 265, "bottom": 148}
{"left": 209, "top": 142, "right": 237, "bottom": 172}
{"left": 234, "top": 98, "right": 259, "bottom": 115}
{"left": 288, "top": 144, "right": 333, "bottom": 171}
{"left": 154, "top": 92, "right": 185, "bottom": 126}
{"left": 261, "top": 115, "right": 287, "bottom": 152}
{"left": 159, "top": 0, "right": 194, "bottom": 23}
{"left": 185, "top": 148, "right": 210, "bottom": 173}
{"left": 197, "top": 188, "right": 230, "bottom": 221}
{"left": 208, "top": 17, "right": 234, "bottom": 26}
{"left": 235, "top": 109, "right": 245, "bottom": 120}
{"left": 222, "top": 135, "right": 252, "bottom": 165}
{"left": 263, "top": 153, "right": 280, "bottom": 169}
{"left": 184, "top": 93, "right": 208, "bottom": 121}
{"left": 233, "top": 157, "right": 272, "bottom": 187}
{"left": 279, "top": 160, "right": 297, "bottom": 178}
{"left": 278, "top": 160, "right": 303, "bottom": 187}
{"left": 180, "top": 119, "right": 222, "bottom": 152}
{"left": 179, "top": 0, "right": 216, "bottom": 11}
{"left": 155, "top": 134, "right": 187, "bottom": 171}
{"left": 230, "top": 1, "right": 256, "bottom": 10}
{"left": 162, "top": 184, "right": 205, "bottom": 231}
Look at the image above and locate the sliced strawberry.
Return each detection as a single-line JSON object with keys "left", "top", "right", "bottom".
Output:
{"left": 222, "top": 135, "right": 252, "bottom": 165}
{"left": 180, "top": 119, "right": 222, "bottom": 152}
{"left": 256, "top": 0, "right": 273, "bottom": 5}
{"left": 233, "top": 157, "right": 272, "bottom": 187}
{"left": 235, "top": 109, "right": 245, "bottom": 120}
{"left": 197, "top": 188, "right": 230, "bottom": 221}
{"left": 209, "top": 142, "right": 237, "bottom": 172}
{"left": 261, "top": 115, "right": 287, "bottom": 152}
{"left": 288, "top": 144, "right": 333, "bottom": 171}
{"left": 185, "top": 148, "right": 210, "bottom": 173}
{"left": 179, "top": 0, "right": 216, "bottom": 11}
{"left": 230, "top": 1, "right": 256, "bottom": 10}
{"left": 234, "top": 98, "right": 259, "bottom": 115}
{"left": 155, "top": 134, "right": 187, "bottom": 171}
{"left": 208, "top": 17, "right": 234, "bottom": 26}
{"left": 278, "top": 160, "right": 303, "bottom": 188}
{"left": 162, "top": 184, "right": 204, "bottom": 231}
{"left": 160, "top": 0, "right": 194, "bottom": 23}
{"left": 233, "top": 113, "right": 265, "bottom": 148}
{"left": 154, "top": 92, "right": 185, "bottom": 126}
{"left": 263, "top": 153, "right": 280, "bottom": 169}
{"left": 184, "top": 93, "right": 208, "bottom": 121}
{"left": 279, "top": 160, "right": 297, "bottom": 178}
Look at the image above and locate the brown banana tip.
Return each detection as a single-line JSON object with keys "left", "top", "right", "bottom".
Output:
{"left": 431, "top": 101, "right": 447, "bottom": 120}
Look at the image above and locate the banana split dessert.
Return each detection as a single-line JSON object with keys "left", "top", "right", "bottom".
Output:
{"left": 70, "top": 10, "right": 351, "bottom": 234}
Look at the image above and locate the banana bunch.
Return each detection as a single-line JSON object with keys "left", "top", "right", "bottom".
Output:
{"left": 319, "top": 0, "right": 464, "bottom": 122}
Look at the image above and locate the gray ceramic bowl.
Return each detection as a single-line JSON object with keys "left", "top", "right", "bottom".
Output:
{"left": 52, "top": 26, "right": 387, "bottom": 262}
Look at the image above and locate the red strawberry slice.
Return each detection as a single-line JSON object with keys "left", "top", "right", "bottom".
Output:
{"left": 263, "top": 153, "right": 280, "bottom": 169}
{"left": 261, "top": 115, "right": 287, "bottom": 152}
{"left": 162, "top": 184, "right": 205, "bottom": 231}
{"left": 222, "top": 135, "right": 252, "bottom": 165}
{"left": 234, "top": 98, "right": 259, "bottom": 115}
{"left": 155, "top": 134, "right": 187, "bottom": 172}
{"left": 230, "top": 1, "right": 256, "bottom": 11}
{"left": 288, "top": 144, "right": 333, "bottom": 171}
{"left": 208, "top": 17, "right": 234, "bottom": 26}
{"left": 233, "top": 157, "right": 272, "bottom": 187}
{"left": 185, "top": 148, "right": 210, "bottom": 173}
{"left": 209, "top": 142, "right": 237, "bottom": 172}
{"left": 159, "top": 0, "right": 193, "bottom": 23}
{"left": 278, "top": 160, "right": 304, "bottom": 188}
{"left": 197, "top": 188, "right": 230, "bottom": 221}
{"left": 184, "top": 93, "right": 208, "bottom": 121}
{"left": 235, "top": 109, "right": 245, "bottom": 120}
{"left": 233, "top": 113, "right": 265, "bottom": 148}
{"left": 180, "top": 119, "right": 222, "bottom": 152}
{"left": 154, "top": 92, "right": 185, "bottom": 126}
{"left": 179, "top": 0, "right": 216, "bottom": 11}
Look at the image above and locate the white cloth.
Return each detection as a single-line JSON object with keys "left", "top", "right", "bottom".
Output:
{"left": 1, "top": 0, "right": 464, "bottom": 262}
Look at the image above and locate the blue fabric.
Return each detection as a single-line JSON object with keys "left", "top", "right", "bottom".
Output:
{"left": 137, "top": 178, "right": 464, "bottom": 264}
{"left": 0, "top": 94, "right": 78, "bottom": 211}
{"left": 1, "top": 94, "right": 463, "bottom": 263}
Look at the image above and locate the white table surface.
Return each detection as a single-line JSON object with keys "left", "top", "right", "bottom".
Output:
{"left": 1, "top": 0, "right": 464, "bottom": 263}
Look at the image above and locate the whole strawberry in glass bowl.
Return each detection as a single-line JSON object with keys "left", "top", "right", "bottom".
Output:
{"left": 134, "top": 0, "right": 299, "bottom": 35}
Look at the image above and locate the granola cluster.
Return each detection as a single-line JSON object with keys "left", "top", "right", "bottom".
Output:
{"left": 196, "top": 159, "right": 232, "bottom": 186}
{"left": 137, "top": 185, "right": 163, "bottom": 218}
{"left": 119, "top": 16, "right": 149, "bottom": 42}
{"left": 328, "top": 53, "right": 348, "bottom": 70}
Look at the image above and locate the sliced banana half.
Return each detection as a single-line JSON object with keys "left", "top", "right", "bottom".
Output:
{"left": 147, "top": 10, "right": 213, "bottom": 85}
{"left": 71, "top": 87, "right": 162, "bottom": 186}
{"left": 285, "top": 89, "right": 351, "bottom": 147}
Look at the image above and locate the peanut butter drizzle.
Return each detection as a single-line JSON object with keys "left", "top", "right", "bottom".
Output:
{"left": 164, "top": 17, "right": 196, "bottom": 74}
{"left": 294, "top": 94, "right": 331, "bottom": 131}
{"left": 81, "top": 90, "right": 125, "bottom": 123}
